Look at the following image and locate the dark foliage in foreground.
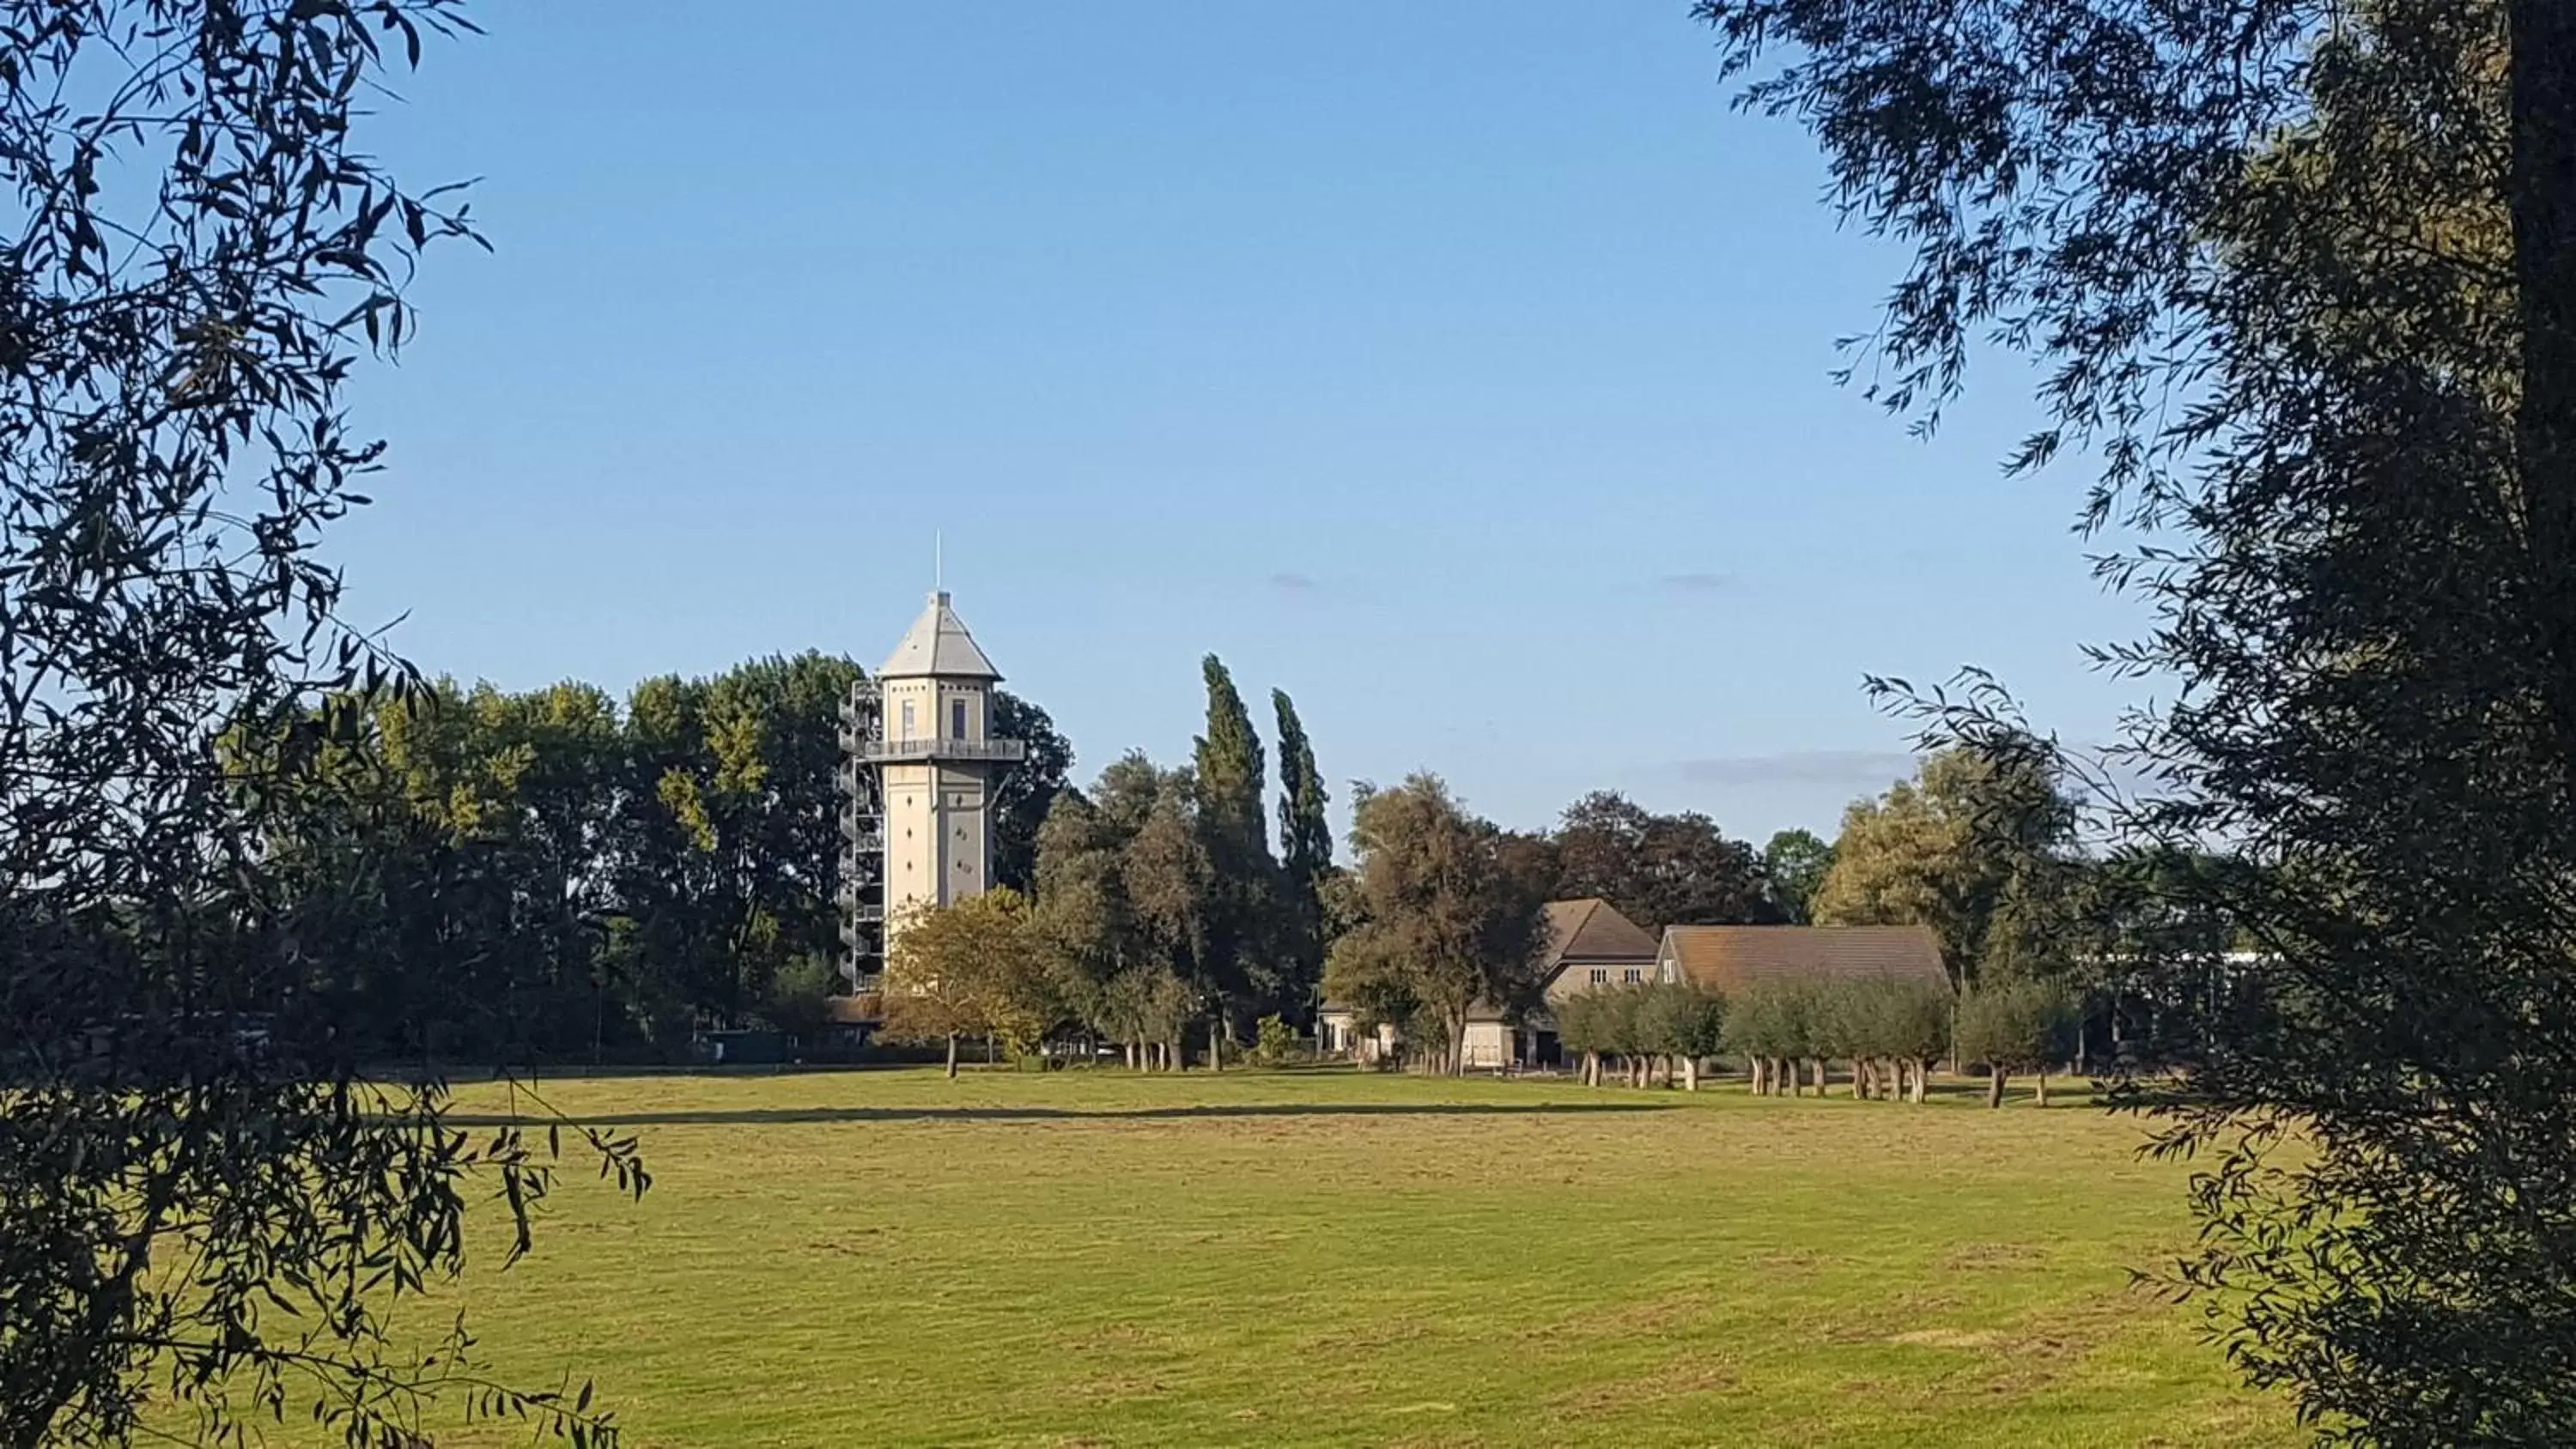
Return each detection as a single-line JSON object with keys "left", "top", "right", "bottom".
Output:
{"left": 1695, "top": 0, "right": 2576, "bottom": 1440}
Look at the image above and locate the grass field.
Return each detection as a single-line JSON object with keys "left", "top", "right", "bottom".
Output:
{"left": 386, "top": 1067, "right": 2295, "bottom": 1449}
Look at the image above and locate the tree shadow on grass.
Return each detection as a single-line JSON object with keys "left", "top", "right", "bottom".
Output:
{"left": 442, "top": 1101, "right": 1686, "bottom": 1128}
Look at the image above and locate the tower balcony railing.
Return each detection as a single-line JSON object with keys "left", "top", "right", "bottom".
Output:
{"left": 856, "top": 736, "right": 1025, "bottom": 765}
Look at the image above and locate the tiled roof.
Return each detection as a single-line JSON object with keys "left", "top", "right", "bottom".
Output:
{"left": 1539, "top": 898, "right": 1661, "bottom": 967}
{"left": 1658, "top": 925, "right": 1950, "bottom": 997}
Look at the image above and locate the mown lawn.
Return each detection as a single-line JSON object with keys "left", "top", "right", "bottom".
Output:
{"left": 365, "top": 1068, "right": 2293, "bottom": 1448}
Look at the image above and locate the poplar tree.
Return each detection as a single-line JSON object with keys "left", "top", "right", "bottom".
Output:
{"left": 1191, "top": 656, "right": 1279, "bottom": 1049}
{"left": 1272, "top": 688, "right": 1334, "bottom": 1009}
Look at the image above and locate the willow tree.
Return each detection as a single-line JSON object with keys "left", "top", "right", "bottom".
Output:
{"left": 0, "top": 3, "right": 642, "bottom": 1446}
{"left": 1696, "top": 0, "right": 2576, "bottom": 1436}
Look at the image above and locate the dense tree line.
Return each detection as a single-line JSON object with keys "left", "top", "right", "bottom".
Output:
{"left": 258, "top": 657, "right": 1069, "bottom": 1064}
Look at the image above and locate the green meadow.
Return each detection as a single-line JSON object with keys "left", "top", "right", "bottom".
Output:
{"left": 376, "top": 1069, "right": 2294, "bottom": 1448}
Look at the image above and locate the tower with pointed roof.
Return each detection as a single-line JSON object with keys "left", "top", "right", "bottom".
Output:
{"left": 837, "top": 591, "right": 1024, "bottom": 979}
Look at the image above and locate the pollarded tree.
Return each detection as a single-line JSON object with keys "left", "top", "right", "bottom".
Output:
{"left": 1555, "top": 991, "right": 1607, "bottom": 1087}
{"left": 1595, "top": 982, "right": 1658, "bottom": 1087}
{"left": 1954, "top": 978, "right": 2077, "bottom": 1109}
{"left": 1722, "top": 979, "right": 1829, "bottom": 1095}
{"left": 1637, "top": 981, "right": 1728, "bottom": 1091}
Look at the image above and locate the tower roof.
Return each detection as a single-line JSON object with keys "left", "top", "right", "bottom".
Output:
{"left": 878, "top": 590, "right": 1001, "bottom": 681}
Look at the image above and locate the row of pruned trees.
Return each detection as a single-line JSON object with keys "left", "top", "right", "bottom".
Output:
{"left": 1554, "top": 982, "right": 1727, "bottom": 1089}
{"left": 1554, "top": 973, "right": 2077, "bottom": 1106}
{"left": 1719, "top": 977, "right": 1953, "bottom": 1102}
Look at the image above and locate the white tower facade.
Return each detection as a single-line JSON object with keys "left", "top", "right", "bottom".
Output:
{"left": 853, "top": 591, "right": 1022, "bottom": 961}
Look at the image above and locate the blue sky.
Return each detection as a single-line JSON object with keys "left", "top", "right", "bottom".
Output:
{"left": 335, "top": 2, "right": 2151, "bottom": 841}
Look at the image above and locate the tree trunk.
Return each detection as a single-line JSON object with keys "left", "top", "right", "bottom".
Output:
{"left": 2037, "top": 1070, "right": 2050, "bottom": 1108}
{"left": 1850, "top": 1058, "right": 1868, "bottom": 1100}
{"left": 1748, "top": 1057, "right": 1765, "bottom": 1094}
{"left": 1915, "top": 1058, "right": 1931, "bottom": 1104}
{"left": 1808, "top": 1058, "right": 1826, "bottom": 1094}
{"left": 1988, "top": 1064, "right": 2007, "bottom": 1108}
{"left": 1208, "top": 1014, "right": 1224, "bottom": 1072}
{"left": 1683, "top": 1055, "right": 1699, "bottom": 1092}
{"left": 945, "top": 1034, "right": 959, "bottom": 1079}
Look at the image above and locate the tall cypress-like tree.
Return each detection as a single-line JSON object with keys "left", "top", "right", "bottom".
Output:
{"left": 1273, "top": 689, "right": 1333, "bottom": 1013}
{"left": 1191, "top": 656, "right": 1277, "bottom": 1051}
{"left": 1194, "top": 656, "right": 1267, "bottom": 854}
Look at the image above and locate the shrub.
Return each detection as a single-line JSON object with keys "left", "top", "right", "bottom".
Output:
{"left": 1251, "top": 1013, "right": 1301, "bottom": 1067}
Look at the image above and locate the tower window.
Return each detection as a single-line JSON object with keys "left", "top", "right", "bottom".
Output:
{"left": 900, "top": 700, "right": 916, "bottom": 739}
{"left": 951, "top": 698, "right": 967, "bottom": 738}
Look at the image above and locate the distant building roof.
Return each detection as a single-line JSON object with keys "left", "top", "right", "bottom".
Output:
{"left": 1319, "top": 900, "right": 1663, "bottom": 1016}
{"left": 1539, "top": 898, "right": 1660, "bottom": 973}
{"left": 879, "top": 591, "right": 1000, "bottom": 681}
{"left": 1658, "top": 925, "right": 1950, "bottom": 997}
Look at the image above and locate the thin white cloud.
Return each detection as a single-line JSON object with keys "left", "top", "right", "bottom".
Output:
{"left": 1267, "top": 571, "right": 1321, "bottom": 594}
{"left": 1656, "top": 571, "right": 1738, "bottom": 595}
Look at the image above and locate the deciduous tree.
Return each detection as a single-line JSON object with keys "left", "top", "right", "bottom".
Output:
{"left": 1760, "top": 828, "right": 1835, "bottom": 925}
{"left": 1552, "top": 791, "right": 1773, "bottom": 930}
{"left": 1323, "top": 776, "right": 1551, "bottom": 1075}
